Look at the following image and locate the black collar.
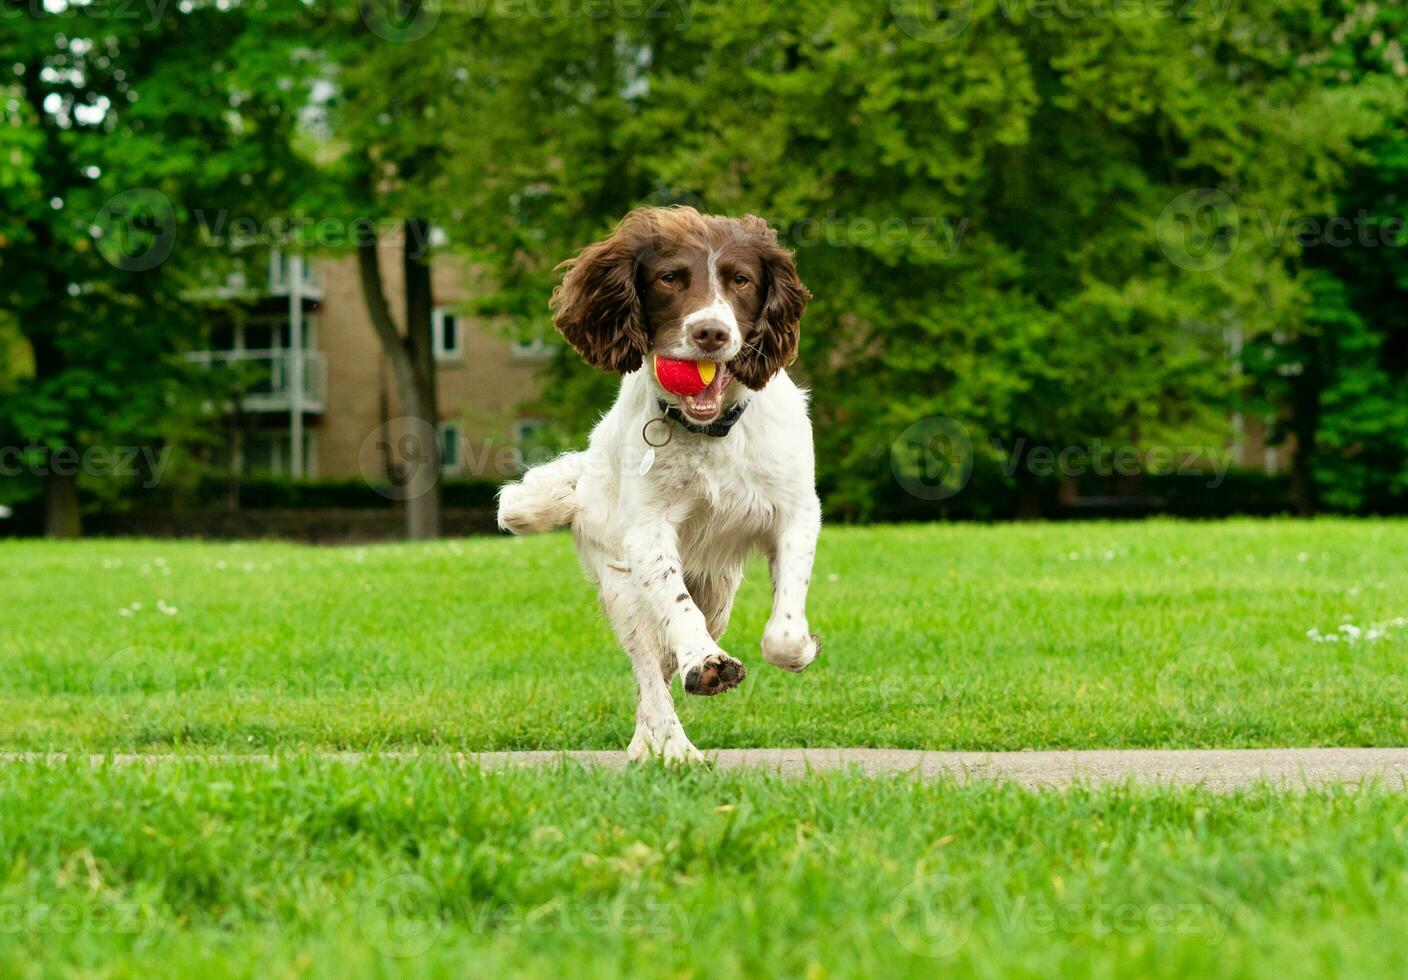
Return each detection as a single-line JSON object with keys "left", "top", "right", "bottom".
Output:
{"left": 658, "top": 399, "right": 749, "bottom": 438}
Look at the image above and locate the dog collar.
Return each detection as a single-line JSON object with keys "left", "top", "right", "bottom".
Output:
{"left": 657, "top": 399, "right": 749, "bottom": 438}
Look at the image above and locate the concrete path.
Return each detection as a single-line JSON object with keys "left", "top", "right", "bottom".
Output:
{"left": 8, "top": 748, "right": 1408, "bottom": 790}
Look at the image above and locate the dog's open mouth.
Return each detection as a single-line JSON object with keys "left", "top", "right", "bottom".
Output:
{"left": 680, "top": 364, "right": 733, "bottom": 423}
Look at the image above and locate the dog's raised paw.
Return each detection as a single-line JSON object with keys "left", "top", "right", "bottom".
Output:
{"left": 684, "top": 653, "right": 747, "bottom": 696}
{"left": 761, "top": 627, "right": 821, "bottom": 673}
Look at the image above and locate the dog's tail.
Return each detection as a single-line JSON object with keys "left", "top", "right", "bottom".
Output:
{"left": 497, "top": 451, "right": 585, "bottom": 535}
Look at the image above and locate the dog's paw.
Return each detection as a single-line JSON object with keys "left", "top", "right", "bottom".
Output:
{"left": 761, "top": 621, "right": 821, "bottom": 673}
{"left": 683, "top": 652, "right": 747, "bottom": 696}
{"left": 627, "top": 727, "right": 705, "bottom": 764}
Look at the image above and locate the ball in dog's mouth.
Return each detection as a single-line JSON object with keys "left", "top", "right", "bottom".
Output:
{"left": 654, "top": 356, "right": 733, "bottom": 423}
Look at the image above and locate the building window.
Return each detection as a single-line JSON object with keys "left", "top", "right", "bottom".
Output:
{"left": 240, "top": 428, "right": 317, "bottom": 478}
{"left": 439, "top": 421, "right": 463, "bottom": 475}
{"left": 511, "top": 337, "right": 552, "bottom": 361}
{"left": 514, "top": 418, "right": 546, "bottom": 444}
{"left": 269, "top": 250, "right": 290, "bottom": 292}
{"left": 433, "top": 308, "right": 462, "bottom": 361}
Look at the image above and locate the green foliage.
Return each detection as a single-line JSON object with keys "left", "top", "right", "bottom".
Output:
{"left": 4, "top": 1, "right": 1403, "bottom": 524}
{"left": 0, "top": 3, "right": 311, "bottom": 526}
{"left": 411, "top": 0, "right": 1407, "bottom": 517}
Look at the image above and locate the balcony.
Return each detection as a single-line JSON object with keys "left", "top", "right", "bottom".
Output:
{"left": 186, "top": 349, "right": 327, "bottom": 415}
{"left": 266, "top": 251, "right": 324, "bottom": 301}
{"left": 189, "top": 251, "right": 324, "bottom": 303}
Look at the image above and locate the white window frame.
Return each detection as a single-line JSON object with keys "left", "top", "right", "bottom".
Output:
{"left": 268, "top": 250, "right": 289, "bottom": 293}
{"left": 433, "top": 307, "right": 464, "bottom": 361}
{"left": 510, "top": 337, "right": 552, "bottom": 361}
{"left": 438, "top": 421, "right": 464, "bottom": 476}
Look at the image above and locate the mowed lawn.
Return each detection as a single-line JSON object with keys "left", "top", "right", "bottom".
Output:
{"left": 3, "top": 521, "right": 1408, "bottom": 976}
{"left": 2, "top": 519, "right": 1406, "bottom": 751}
{"left": 5, "top": 760, "right": 1408, "bottom": 978}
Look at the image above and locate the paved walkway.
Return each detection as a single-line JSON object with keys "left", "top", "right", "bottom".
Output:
{"left": 8, "top": 748, "right": 1408, "bottom": 790}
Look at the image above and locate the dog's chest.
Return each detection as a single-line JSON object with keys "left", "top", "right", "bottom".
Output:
{"left": 648, "top": 434, "right": 783, "bottom": 537}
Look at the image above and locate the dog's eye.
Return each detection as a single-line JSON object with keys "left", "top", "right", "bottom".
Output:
{"left": 732, "top": 274, "right": 750, "bottom": 287}
{"left": 660, "top": 272, "right": 679, "bottom": 284}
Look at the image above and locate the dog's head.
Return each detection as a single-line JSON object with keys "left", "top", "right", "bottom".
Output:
{"left": 550, "top": 206, "right": 810, "bottom": 424}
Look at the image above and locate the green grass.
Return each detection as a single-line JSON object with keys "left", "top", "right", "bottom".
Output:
{"left": 4, "top": 520, "right": 1408, "bottom": 977}
{"left": 2, "top": 520, "right": 1406, "bottom": 751}
{"left": 4, "top": 759, "right": 1408, "bottom": 979}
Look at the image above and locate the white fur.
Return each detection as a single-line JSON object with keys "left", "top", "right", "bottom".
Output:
{"left": 497, "top": 367, "right": 822, "bottom": 763}
{"left": 671, "top": 251, "right": 743, "bottom": 362}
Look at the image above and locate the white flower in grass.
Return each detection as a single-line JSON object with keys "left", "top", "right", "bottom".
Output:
{"left": 1308, "top": 618, "right": 1407, "bottom": 645}
{"left": 118, "top": 608, "right": 133, "bottom": 618}
{"left": 156, "top": 600, "right": 178, "bottom": 616}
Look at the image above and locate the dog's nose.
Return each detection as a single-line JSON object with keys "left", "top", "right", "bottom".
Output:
{"left": 690, "top": 321, "right": 731, "bottom": 353}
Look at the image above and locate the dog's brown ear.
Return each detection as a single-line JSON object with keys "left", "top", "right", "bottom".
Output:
{"left": 731, "top": 216, "right": 811, "bottom": 390}
{"left": 550, "top": 219, "right": 650, "bottom": 374}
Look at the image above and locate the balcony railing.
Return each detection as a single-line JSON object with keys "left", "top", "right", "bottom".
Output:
{"left": 186, "top": 349, "right": 327, "bottom": 414}
{"left": 188, "top": 251, "right": 324, "bottom": 302}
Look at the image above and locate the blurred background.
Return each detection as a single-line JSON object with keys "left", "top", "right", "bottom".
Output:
{"left": 1, "top": 0, "right": 1404, "bottom": 540}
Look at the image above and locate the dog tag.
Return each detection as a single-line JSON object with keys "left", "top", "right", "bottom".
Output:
{"left": 639, "top": 447, "right": 656, "bottom": 476}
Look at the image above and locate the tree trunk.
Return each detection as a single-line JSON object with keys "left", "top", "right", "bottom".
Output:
{"left": 402, "top": 217, "right": 441, "bottom": 539}
{"left": 356, "top": 220, "right": 442, "bottom": 540}
{"left": 44, "top": 467, "right": 81, "bottom": 539}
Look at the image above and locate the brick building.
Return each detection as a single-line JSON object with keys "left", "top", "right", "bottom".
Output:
{"left": 192, "top": 247, "right": 548, "bottom": 482}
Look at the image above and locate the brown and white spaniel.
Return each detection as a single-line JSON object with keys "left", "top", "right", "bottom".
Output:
{"left": 498, "top": 206, "right": 822, "bottom": 762}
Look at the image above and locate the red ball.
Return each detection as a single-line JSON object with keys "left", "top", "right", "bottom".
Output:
{"left": 654, "top": 356, "right": 715, "bottom": 396}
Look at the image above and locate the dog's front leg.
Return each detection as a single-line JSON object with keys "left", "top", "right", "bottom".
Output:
{"left": 622, "top": 520, "right": 747, "bottom": 697}
{"left": 761, "top": 494, "right": 822, "bottom": 672}
{"left": 598, "top": 567, "right": 702, "bottom": 764}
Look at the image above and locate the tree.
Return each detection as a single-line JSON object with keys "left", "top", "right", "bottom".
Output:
{"left": 426, "top": 0, "right": 1406, "bottom": 519}
{"left": 1238, "top": 3, "right": 1408, "bottom": 513}
{"left": 244, "top": 0, "right": 467, "bottom": 539}
{"left": 0, "top": 1, "right": 306, "bottom": 536}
